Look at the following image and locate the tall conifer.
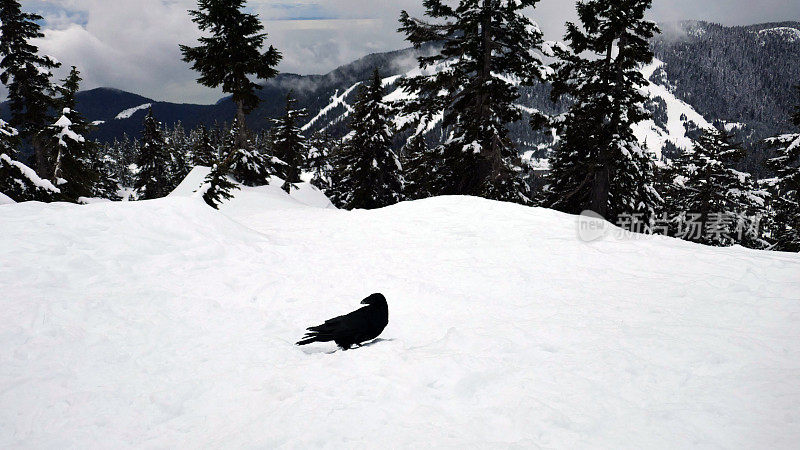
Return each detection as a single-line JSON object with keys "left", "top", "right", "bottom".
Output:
{"left": 398, "top": 0, "right": 546, "bottom": 201}
{"left": 543, "top": 0, "right": 661, "bottom": 222}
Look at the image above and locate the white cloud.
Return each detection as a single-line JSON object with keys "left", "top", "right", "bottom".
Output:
{"left": 0, "top": 0, "right": 797, "bottom": 105}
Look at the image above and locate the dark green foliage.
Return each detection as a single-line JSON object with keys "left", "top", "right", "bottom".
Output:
{"left": 48, "top": 111, "right": 98, "bottom": 202}
{"left": 180, "top": 0, "right": 281, "bottom": 124}
{"left": 764, "top": 85, "right": 800, "bottom": 251}
{"left": 331, "top": 69, "right": 403, "bottom": 210}
{"left": 397, "top": 0, "right": 546, "bottom": 200}
{"left": 43, "top": 68, "right": 100, "bottom": 202}
{"left": 226, "top": 118, "right": 272, "bottom": 186}
{"left": 270, "top": 93, "right": 309, "bottom": 193}
{"left": 134, "top": 109, "right": 172, "bottom": 200}
{"left": 543, "top": 0, "right": 661, "bottom": 223}
{"left": 190, "top": 125, "right": 218, "bottom": 167}
{"left": 164, "top": 122, "right": 192, "bottom": 187}
{"left": 306, "top": 130, "right": 338, "bottom": 192}
{"left": 0, "top": 0, "right": 61, "bottom": 176}
{"left": 0, "top": 119, "right": 58, "bottom": 201}
{"left": 400, "top": 134, "right": 432, "bottom": 200}
{"left": 271, "top": 92, "right": 309, "bottom": 193}
{"left": 0, "top": 152, "right": 58, "bottom": 202}
{"left": 203, "top": 162, "right": 239, "bottom": 209}
{"left": 91, "top": 147, "right": 121, "bottom": 200}
{"left": 666, "top": 127, "right": 768, "bottom": 247}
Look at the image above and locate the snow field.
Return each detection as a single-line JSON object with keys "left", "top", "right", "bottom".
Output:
{"left": 1, "top": 180, "right": 799, "bottom": 448}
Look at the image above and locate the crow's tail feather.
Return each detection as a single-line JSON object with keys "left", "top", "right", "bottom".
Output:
{"left": 295, "top": 325, "right": 336, "bottom": 346}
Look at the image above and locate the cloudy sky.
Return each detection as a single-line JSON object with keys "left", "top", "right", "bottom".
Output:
{"left": 12, "top": 0, "right": 800, "bottom": 104}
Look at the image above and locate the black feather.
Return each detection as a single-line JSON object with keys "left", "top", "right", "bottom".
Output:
{"left": 296, "top": 293, "right": 389, "bottom": 349}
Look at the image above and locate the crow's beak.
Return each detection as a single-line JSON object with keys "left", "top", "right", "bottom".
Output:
{"left": 361, "top": 299, "right": 370, "bottom": 305}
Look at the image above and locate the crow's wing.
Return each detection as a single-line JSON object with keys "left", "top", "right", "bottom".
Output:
{"left": 296, "top": 306, "right": 373, "bottom": 345}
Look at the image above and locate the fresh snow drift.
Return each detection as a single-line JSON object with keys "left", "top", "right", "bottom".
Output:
{"left": 1, "top": 182, "right": 799, "bottom": 448}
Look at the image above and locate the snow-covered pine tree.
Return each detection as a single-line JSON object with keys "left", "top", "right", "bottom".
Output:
{"left": 332, "top": 69, "right": 403, "bottom": 210}
{"left": 134, "top": 109, "right": 172, "bottom": 200}
{"left": 165, "top": 121, "right": 192, "bottom": 186}
{"left": 667, "top": 127, "right": 768, "bottom": 247}
{"left": 225, "top": 118, "right": 272, "bottom": 186}
{"left": 401, "top": 133, "right": 434, "bottom": 200}
{"left": 0, "top": 0, "right": 61, "bottom": 177}
{"left": 764, "top": 85, "right": 800, "bottom": 251}
{"left": 91, "top": 146, "right": 121, "bottom": 201}
{"left": 271, "top": 93, "right": 309, "bottom": 193}
{"left": 47, "top": 109, "right": 97, "bottom": 202}
{"left": 45, "top": 67, "right": 103, "bottom": 202}
{"left": 202, "top": 160, "right": 239, "bottom": 209}
{"left": 190, "top": 125, "right": 218, "bottom": 167}
{"left": 180, "top": 0, "right": 281, "bottom": 146}
{"left": 543, "top": 0, "right": 661, "bottom": 224}
{"left": 110, "top": 134, "right": 138, "bottom": 192}
{"left": 0, "top": 118, "right": 59, "bottom": 201}
{"left": 397, "top": 0, "right": 546, "bottom": 201}
{"left": 306, "top": 130, "right": 337, "bottom": 192}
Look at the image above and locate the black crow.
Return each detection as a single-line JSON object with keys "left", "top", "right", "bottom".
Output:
{"left": 296, "top": 293, "right": 388, "bottom": 350}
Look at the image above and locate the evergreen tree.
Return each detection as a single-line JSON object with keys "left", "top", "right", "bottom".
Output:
{"left": 397, "top": 0, "right": 546, "bottom": 200}
{"left": 667, "top": 127, "right": 768, "bottom": 247}
{"left": 190, "top": 125, "right": 218, "bottom": 167}
{"left": 0, "top": 154, "right": 59, "bottom": 202}
{"left": 164, "top": 121, "right": 192, "bottom": 186}
{"left": 0, "top": 117, "right": 19, "bottom": 155}
{"left": 543, "top": 0, "right": 661, "bottom": 223}
{"left": 225, "top": 118, "right": 272, "bottom": 186}
{"left": 271, "top": 93, "right": 309, "bottom": 193}
{"left": 765, "top": 85, "right": 800, "bottom": 251}
{"left": 46, "top": 67, "right": 102, "bottom": 202}
{"left": 134, "top": 109, "right": 172, "bottom": 199}
{"left": 0, "top": 118, "right": 58, "bottom": 201}
{"left": 180, "top": 0, "right": 281, "bottom": 144}
{"left": 202, "top": 160, "right": 239, "bottom": 209}
{"left": 306, "top": 130, "right": 337, "bottom": 192}
{"left": 48, "top": 110, "right": 98, "bottom": 202}
{"left": 333, "top": 69, "right": 403, "bottom": 210}
{"left": 91, "top": 146, "right": 121, "bottom": 200}
{"left": 0, "top": 0, "right": 61, "bottom": 176}
{"left": 401, "top": 133, "right": 434, "bottom": 200}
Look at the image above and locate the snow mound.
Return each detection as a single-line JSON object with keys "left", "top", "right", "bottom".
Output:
{"left": 169, "top": 166, "right": 334, "bottom": 210}
{"left": 1, "top": 192, "right": 799, "bottom": 447}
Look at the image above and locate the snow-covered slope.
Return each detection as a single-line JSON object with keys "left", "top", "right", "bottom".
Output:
{"left": 304, "top": 57, "right": 715, "bottom": 160}
{"left": 1, "top": 186, "right": 799, "bottom": 447}
{"left": 634, "top": 58, "right": 713, "bottom": 158}
{"left": 114, "top": 103, "right": 152, "bottom": 120}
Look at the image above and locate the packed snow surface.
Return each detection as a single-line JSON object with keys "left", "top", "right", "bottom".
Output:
{"left": 1, "top": 182, "right": 799, "bottom": 448}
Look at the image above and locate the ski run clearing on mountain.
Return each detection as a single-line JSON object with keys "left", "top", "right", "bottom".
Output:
{"left": 1, "top": 170, "right": 799, "bottom": 448}
{"left": 114, "top": 103, "right": 153, "bottom": 120}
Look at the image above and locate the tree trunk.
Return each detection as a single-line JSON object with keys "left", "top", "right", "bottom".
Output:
{"left": 33, "top": 134, "right": 52, "bottom": 180}
{"left": 474, "top": 0, "right": 497, "bottom": 193}
{"left": 236, "top": 100, "right": 248, "bottom": 148}
{"left": 590, "top": 166, "right": 610, "bottom": 219}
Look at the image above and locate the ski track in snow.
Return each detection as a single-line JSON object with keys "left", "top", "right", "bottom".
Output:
{"left": 1, "top": 171, "right": 799, "bottom": 447}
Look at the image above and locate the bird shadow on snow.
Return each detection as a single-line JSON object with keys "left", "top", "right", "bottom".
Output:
{"left": 299, "top": 338, "right": 395, "bottom": 355}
